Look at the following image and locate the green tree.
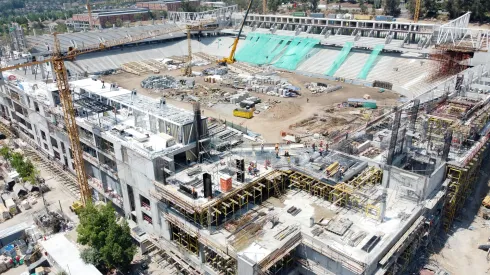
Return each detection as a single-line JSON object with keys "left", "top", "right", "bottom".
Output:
{"left": 0, "top": 146, "right": 10, "bottom": 160}
{"left": 267, "top": 0, "right": 281, "bottom": 13}
{"left": 423, "top": 0, "right": 438, "bottom": 18}
{"left": 360, "top": 0, "right": 368, "bottom": 14}
{"left": 181, "top": 0, "right": 197, "bottom": 12}
{"left": 77, "top": 203, "right": 136, "bottom": 272}
{"left": 309, "top": 0, "right": 320, "bottom": 12}
{"left": 105, "top": 21, "right": 113, "bottom": 28}
{"left": 384, "top": 0, "right": 401, "bottom": 17}
{"left": 80, "top": 247, "right": 102, "bottom": 267}
{"left": 115, "top": 18, "right": 123, "bottom": 27}
{"left": 446, "top": 0, "right": 459, "bottom": 19}
{"left": 55, "top": 23, "right": 68, "bottom": 33}
{"left": 471, "top": 0, "right": 485, "bottom": 23}
{"left": 133, "top": 13, "right": 143, "bottom": 22}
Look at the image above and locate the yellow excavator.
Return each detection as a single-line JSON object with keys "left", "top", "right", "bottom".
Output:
{"left": 218, "top": 0, "right": 254, "bottom": 65}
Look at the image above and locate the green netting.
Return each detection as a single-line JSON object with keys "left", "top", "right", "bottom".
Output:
{"left": 273, "top": 37, "right": 320, "bottom": 70}
{"left": 325, "top": 42, "right": 354, "bottom": 76}
{"left": 235, "top": 33, "right": 291, "bottom": 65}
{"left": 357, "top": 44, "right": 384, "bottom": 80}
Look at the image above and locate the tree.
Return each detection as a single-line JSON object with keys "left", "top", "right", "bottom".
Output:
{"left": 115, "top": 18, "right": 123, "bottom": 28}
{"left": 360, "top": 0, "right": 368, "bottom": 14}
{"left": 55, "top": 23, "right": 68, "bottom": 33}
{"left": 309, "top": 0, "right": 320, "bottom": 12}
{"left": 423, "top": 0, "right": 438, "bottom": 18}
{"left": 105, "top": 21, "right": 113, "bottom": 28}
{"left": 384, "top": 0, "right": 401, "bottom": 17}
{"left": 77, "top": 203, "right": 136, "bottom": 272}
{"left": 133, "top": 13, "right": 143, "bottom": 22}
{"left": 0, "top": 146, "right": 10, "bottom": 160}
{"left": 181, "top": 0, "right": 197, "bottom": 12}
{"left": 267, "top": 0, "right": 281, "bottom": 13}
{"left": 81, "top": 247, "right": 102, "bottom": 267}
{"left": 471, "top": 0, "right": 485, "bottom": 23}
{"left": 446, "top": 0, "right": 459, "bottom": 19}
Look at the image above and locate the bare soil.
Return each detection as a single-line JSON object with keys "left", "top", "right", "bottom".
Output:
{"left": 102, "top": 65, "right": 400, "bottom": 142}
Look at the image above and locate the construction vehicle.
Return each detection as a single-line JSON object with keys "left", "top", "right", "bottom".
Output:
{"left": 0, "top": 23, "right": 214, "bottom": 207}
{"left": 70, "top": 201, "right": 84, "bottom": 214}
{"left": 233, "top": 108, "right": 254, "bottom": 119}
{"left": 217, "top": 0, "right": 254, "bottom": 65}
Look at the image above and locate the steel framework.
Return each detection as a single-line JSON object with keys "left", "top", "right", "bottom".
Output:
{"left": 168, "top": 5, "right": 238, "bottom": 27}
{"left": 436, "top": 12, "right": 489, "bottom": 51}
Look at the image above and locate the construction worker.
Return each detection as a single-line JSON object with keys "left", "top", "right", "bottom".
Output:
{"left": 261, "top": 142, "right": 264, "bottom": 152}
{"left": 319, "top": 147, "right": 324, "bottom": 156}
{"left": 312, "top": 143, "right": 316, "bottom": 152}
{"left": 101, "top": 80, "right": 105, "bottom": 88}
{"left": 320, "top": 140, "right": 324, "bottom": 148}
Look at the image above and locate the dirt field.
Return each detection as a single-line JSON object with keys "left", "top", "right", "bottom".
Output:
{"left": 424, "top": 156, "right": 490, "bottom": 274}
{"left": 102, "top": 66, "right": 400, "bottom": 142}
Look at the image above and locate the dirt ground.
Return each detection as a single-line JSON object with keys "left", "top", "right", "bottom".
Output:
{"left": 102, "top": 66, "right": 400, "bottom": 142}
{"left": 425, "top": 156, "right": 490, "bottom": 274}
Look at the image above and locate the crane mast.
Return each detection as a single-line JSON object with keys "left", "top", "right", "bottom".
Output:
{"left": 52, "top": 34, "right": 91, "bottom": 204}
{"left": 0, "top": 24, "right": 208, "bottom": 206}
{"left": 87, "top": 0, "right": 93, "bottom": 30}
{"left": 414, "top": 0, "right": 421, "bottom": 23}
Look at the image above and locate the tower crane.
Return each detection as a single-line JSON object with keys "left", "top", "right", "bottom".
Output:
{"left": 413, "top": 0, "right": 421, "bottom": 23}
{"left": 86, "top": 0, "right": 94, "bottom": 30}
{"left": 218, "top": 0, "right": 254, "bottom": 65}
{"left": 0, "top": 24, "right": 202, "bottom": 206}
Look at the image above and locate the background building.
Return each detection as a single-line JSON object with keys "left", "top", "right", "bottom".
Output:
{"left": 136, "top": 0, "right": 201, "bottom": 12}
{"left": 71, "top": 8, "right": 150, "bottom": 29}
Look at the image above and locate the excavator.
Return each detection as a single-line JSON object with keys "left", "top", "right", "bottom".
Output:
{"left": 218, "top": 0, "right": 254, "bottom": 65}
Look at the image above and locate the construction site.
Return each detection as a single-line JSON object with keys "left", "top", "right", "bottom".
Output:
{"left": 0, "top": 3, "right": 490, "bottom": 275}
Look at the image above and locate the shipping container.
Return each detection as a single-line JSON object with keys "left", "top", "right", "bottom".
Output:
{"left": 375, "top": 15, "right": 387, "bottom": 21}
{"left": 310, "top": 12, "right": 325, "bottom": 18}
{"left": 354, "top": 14, "right": 373, "bottom": 20}
{"left": 233, "top": 108, "right": 254, "bottom": 119}
{"left": 292, "top": 12, "right": 306, "bottom": 17}
{"left": 327, "top": 14, "right": 337, "bottom": 19}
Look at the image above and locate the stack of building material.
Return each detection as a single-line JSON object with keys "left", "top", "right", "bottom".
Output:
{"left": 141, "top": 75, "right": 177, "bottom": 89}
{"left": 230, "top": 92, "right": 250, "bottom": 104}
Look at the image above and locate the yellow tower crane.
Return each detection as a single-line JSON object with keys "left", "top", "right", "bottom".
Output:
{"left": 86, "top": 0, "right": 93, "bottom": 30}
{"left": 0, "top": 24, "right": 200, "bottom": 206}
{"left": 413, "top": 0, "right": 421, "bottom": 23}
{"left": 218, "top": 0, "right": 254, "bottom": 65}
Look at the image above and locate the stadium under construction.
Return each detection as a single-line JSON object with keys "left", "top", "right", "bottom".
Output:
{"left": 0, "top": 6, "right": 490, "bottom": 275}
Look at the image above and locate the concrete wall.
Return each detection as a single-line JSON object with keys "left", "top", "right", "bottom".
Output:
{"left": 294, "top": 244, "right": 358, "bottom": 275}
{"left": 425, "top": 163, "right": 446, "bottom": 200}
{"left": 385, "top": 167, "right": 426, "bottom": 202}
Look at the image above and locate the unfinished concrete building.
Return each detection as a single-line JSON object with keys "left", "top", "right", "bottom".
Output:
{"left": 1, "top": 8, "right": 490, "bottom": 275}
{"left": 2, "top": 61, "right": 489, "bottom": 274}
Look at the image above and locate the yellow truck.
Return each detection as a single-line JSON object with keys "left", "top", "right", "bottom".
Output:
{"left": 233, "top": 108, "right": 254, "bottom": 119}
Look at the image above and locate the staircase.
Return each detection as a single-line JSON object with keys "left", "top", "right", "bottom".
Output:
{"left": 325, "top": 42, "right": 353, "bottom": 76}
{"left": 357, "top": 44, "right": 384, "bottom": 80}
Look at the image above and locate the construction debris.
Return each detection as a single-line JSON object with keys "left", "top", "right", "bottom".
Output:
{"left": 306, "top": 82, "right": 343, "bottom": 94}
{"left": 141, "top": 75, "right": 177, "bottom": 89}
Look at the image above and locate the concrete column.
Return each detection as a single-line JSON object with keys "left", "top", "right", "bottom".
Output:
{"left": 199, "top": 243, "right": 206, "bottom": 263}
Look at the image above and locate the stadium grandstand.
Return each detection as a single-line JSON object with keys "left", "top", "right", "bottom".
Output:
{"left": 12, "top": 8, "right": 490, "bottom": 100}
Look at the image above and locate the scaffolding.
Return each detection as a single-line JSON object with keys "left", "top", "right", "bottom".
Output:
{"left": 289, "top": 167, "right": 383, "bottom": 220}
{"left": 443, "top": 143, "right": 487, "bottom": 231}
